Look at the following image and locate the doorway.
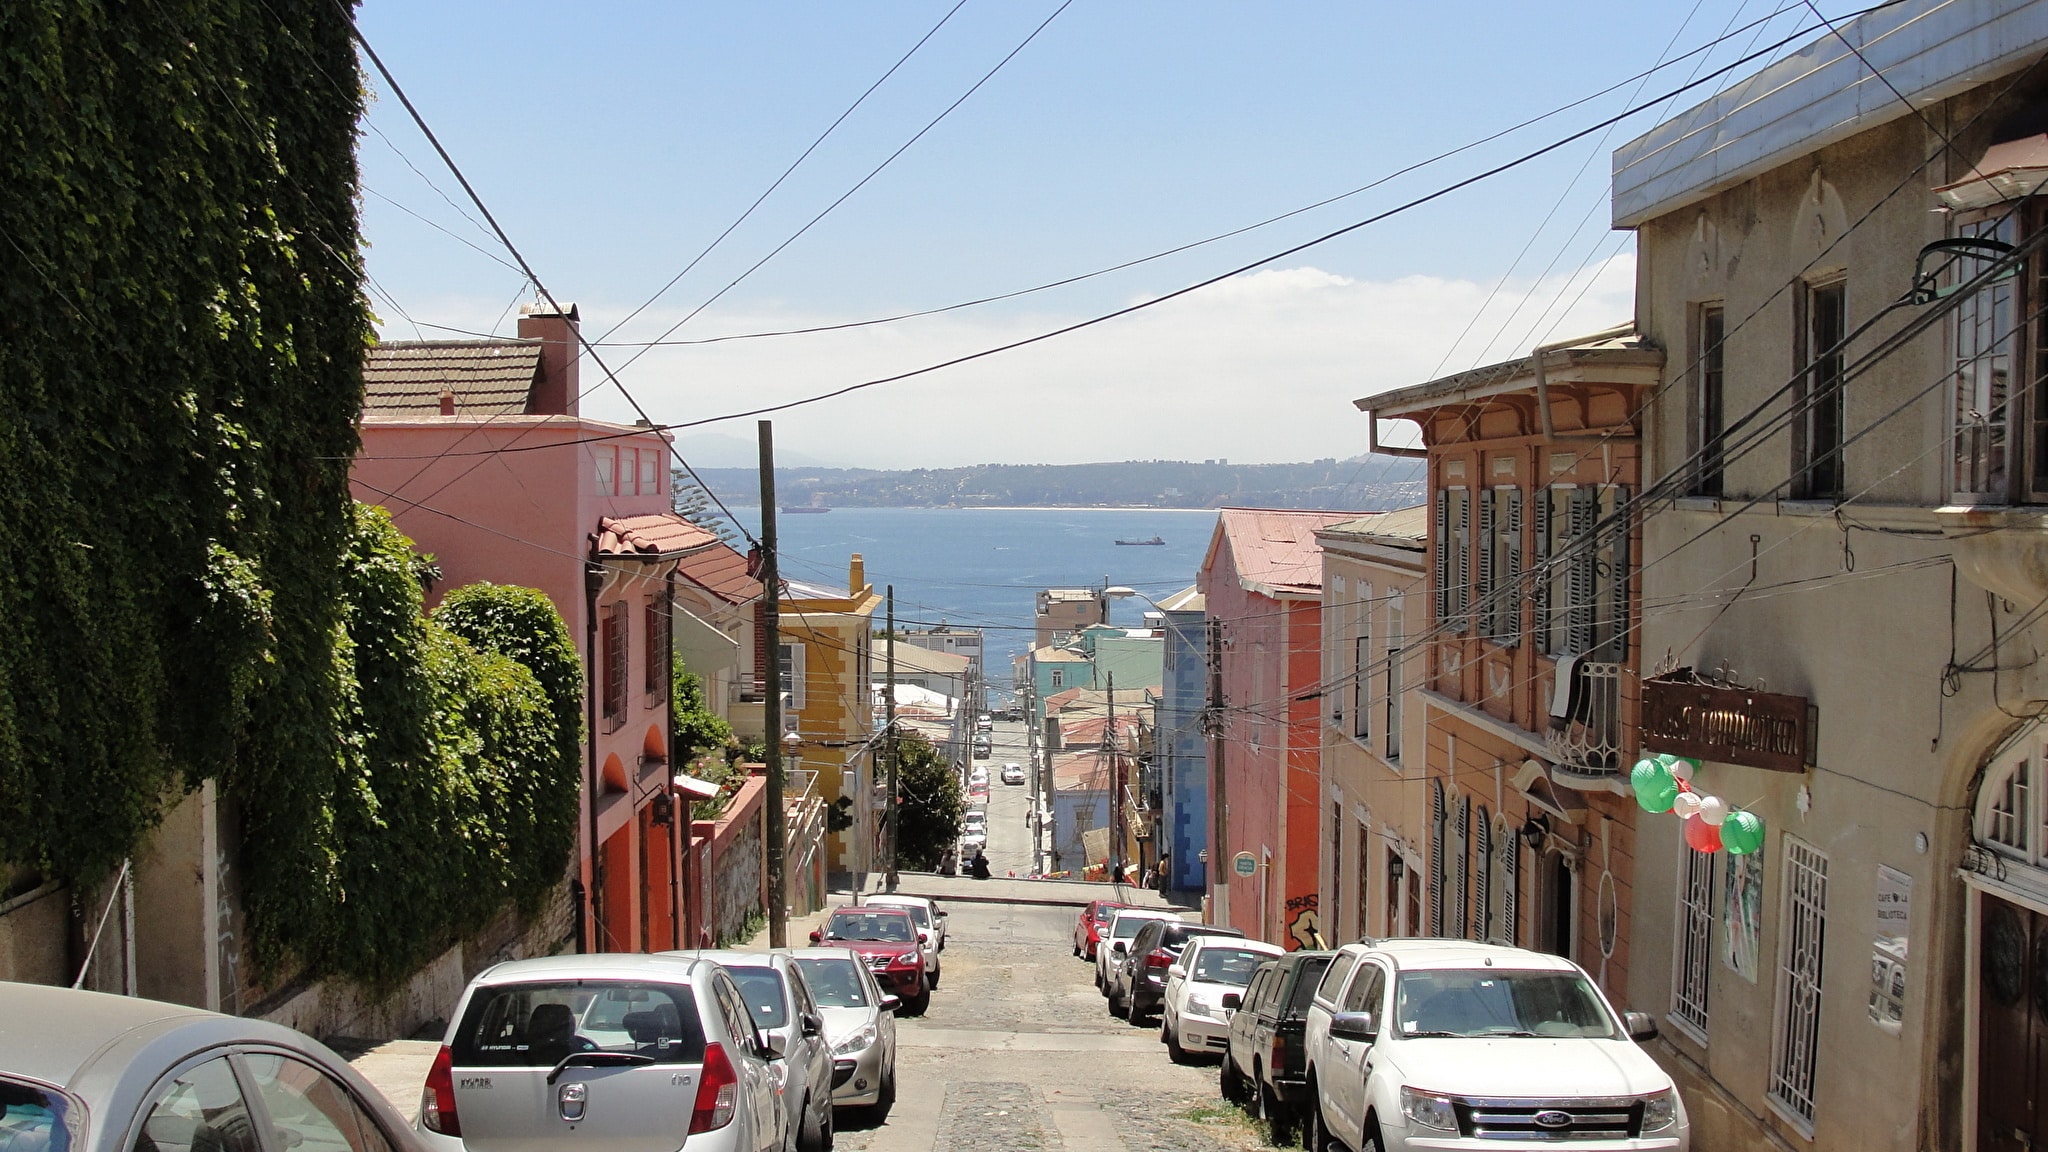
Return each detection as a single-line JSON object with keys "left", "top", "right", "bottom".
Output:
{"left": 1979, "top": 894, "right": 2048, "bottom": 1152}
{"left": 1537, "top": 850, "right": 1575, "bottom": 960}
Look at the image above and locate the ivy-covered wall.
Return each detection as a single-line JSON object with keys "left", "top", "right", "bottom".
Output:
{"left": 0, "top": 2, "right": 582, "bottom": 988}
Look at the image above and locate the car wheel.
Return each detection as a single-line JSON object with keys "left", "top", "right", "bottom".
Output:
{"left": 796, "top": 1094, "right": 828, "bottom": 1152}
{"left": 1128, "top": 996, "right": 1151, "bottom": 1027}
{"left": 1360, "top": 1115, "right": 1386, "bottom": 1152}
{"left": 928, "top": 965, "right": 941, "bottom": 990}
{"left": 1220, "top": 1055, "right": 1243, "bottom": 1103}
{"left": 1305, "top": 1092, "right": 1331, "bottom": 1152}
{"left": 869, "top": 1061, "right": 897, "bottom": 1123}
{"left": 1074, "top": 940, "right": 1082, "bottom": 957}
{"left": 1165, "top": 1021, "right": 1190, "bottom": 1065}
{"left": 906, "top": 988, "right": 931, "bottom": 1016}
{"left": 1108, "top": 987, "right": 1127, "bottom": 1018}
{"left": 1259, "top": 1080, "right": 1296, "bottom": 1146}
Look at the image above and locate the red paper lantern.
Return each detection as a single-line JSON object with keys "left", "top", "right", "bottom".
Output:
{"left": 1683, "top": 815, "right": 1723, "bottom": 853}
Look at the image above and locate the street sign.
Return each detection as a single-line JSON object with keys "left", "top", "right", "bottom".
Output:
{"left": 1232, "top": 851, "right": 1257, "bottom": 878}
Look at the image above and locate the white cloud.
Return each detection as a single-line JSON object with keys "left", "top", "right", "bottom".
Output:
{"left": 382, "top": 251, "right": 1637, "bottom": 469}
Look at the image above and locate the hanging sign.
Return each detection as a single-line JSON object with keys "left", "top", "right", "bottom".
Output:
{"left": 1232, "top": 851, "right": 1258, "bottom": 878}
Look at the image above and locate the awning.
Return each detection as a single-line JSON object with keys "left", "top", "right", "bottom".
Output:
{"left": 670, "top": 774, "right": 722, "bottom": 801}
{"left": 1934, "top": 134, "right": 2048, "bottom": 211}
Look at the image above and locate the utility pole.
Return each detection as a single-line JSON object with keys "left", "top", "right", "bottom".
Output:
{"left": 885, "top": 586, "right": 900, "bottom": 892}
{"left": 758, "top": 420, "right": 787, "bottom": 948}
{"left": 1208, "top": 619, "right": 1227, "bottom": 927}
{"left": 1108, "top": 671, "right": 1122, "bottom": 886}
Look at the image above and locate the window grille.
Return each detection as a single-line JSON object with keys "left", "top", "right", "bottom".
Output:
{"left": 1768, "top": 836, "right": 1828, "bottom": 1132}
{"left": 1672, "top": 844, "right": 1715, "bottom": 1040}
{"left": 1987, "top": 755, "right": 2030, "bottom": 854}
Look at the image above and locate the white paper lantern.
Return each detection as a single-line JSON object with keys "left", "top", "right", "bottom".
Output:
{"left": 1669, "top": 758, "right": 1695, "bottom": 784}
{"left": 1698, "top": 796, "right": 1729, "bottom": 826}
{"left": 1672, "top": 792, "right": 1702, "bottom": 820}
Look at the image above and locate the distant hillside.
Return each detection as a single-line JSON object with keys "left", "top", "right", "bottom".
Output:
{"left": 685, "top": 455, "right": 1426, "bottom": 511}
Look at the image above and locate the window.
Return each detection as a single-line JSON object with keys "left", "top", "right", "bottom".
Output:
{"left": 1949, "top": 211, "right": 2044, "bottom": 501}
{"left": 602, "top": 601, "right": 629, "bottom": 730}
{"left": 1316, "top": 951, "right": 1359, "bottom": 1002}
{"left": 1538, "top": 486, "right": 1630, "bottom": 660}
{"left": 1474, "top": 807, "right": 1494, "bottom": 942}
{"left": 1433, "top": 488, "right": 1471, "bottom": 632}
{"left": 639, "top": 447, "right": 660, "bottom": 496}
{"left": 645, "top": 596, "right": 671, "bottom": 706}
{"left": 1342, "top": 962, "right": 1386, "bottom": 1012}
{"left": 1452, "top": 795, "right": 1471, "bottom": 939}
{"left": 1695, "top": 303, "right": 1727, "bottom": 496}
{"left": 1796, "top": 279, "right": 1848, "bottom": 500}
{"left": 1050, "top": 668, "right": 1064, "bottom": 689}
{"left": 1331, "top": 802, "right": 1343, "bottom": 932}
{"left": 2, "top": 1077, "right": 74, "bottom": 1152}
{"left": 594, "top": 447, "right": 617, "bottom": 495}
{"left": 1478, "top": 488, "right": 1522, "bottom": 643}
{"left": 132, "top": 1058, "right": 259, "bottom": 1152}
{"left": 242, "top": 1054, "right": 396, "bottom": 1152}
{"left": 1352, "top": 636, "right": 1371, "bottom": 740}
{"left": 1768, "top": 836, "right": 1829, "bottom": 1133}
{"left": 1430, "top": 779, "right": 1447, "bottom": 935}
{"left": 778, "top": 642, "right": 807, "bottom": 712}
{"left": 1672, "top": 843, "right": 1715, "bottom": 1041}
{"left": 1356, "top": 819, "right": 1371, "bottom": 945}
{"left": 1385, "top": 603, "right": 1403, "bottom": 761}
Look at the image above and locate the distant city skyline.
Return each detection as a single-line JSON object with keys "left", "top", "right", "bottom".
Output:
{"left": 354, "top": 1, "right": 1858, "bottom": 467}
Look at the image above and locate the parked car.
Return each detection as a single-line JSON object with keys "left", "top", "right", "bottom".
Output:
{"left": 1300, "top": 939, "right": 1686, "bottom": 1152}
{"left": 1160, "top": 936, "right": 1282, "bottom": 1062}
{"left": 1072, "top": 899, "right": 1128, "bottom": 960}
{"left": 968, "top": 765, "right": 990, "bottom": 787}
{"left": 1221, "top": 950, "right": 1333, "bottom": 1142}
{"left": 972, "top": 737, "right": 991, "bottom": 759}
{"left": 959, "top": 832, "right": 987, "bottom": 858}
{"left": 977, "top": 713, "right": 993, "bottom": 731}
{"left": 662, "top": 951, "right": 835, "bottom": 1152}
{"left": 863, "top": 893, "right": 948, "bottom": 951}
{"left": 809, "top": 906, "right": 930, "bottom": 1015}
{"left": 862, "top": 894, "right": 944, "bottom": 986}
{"left": 792, "top": 948, "right": 899, "bottom": 1117}
{"left": 1094, "top": 908, "right": 1178, "bottom": 993}
{"left": 1112, "top": 918, "right": 1245, "bottom": 1023}
{"left": 0, "top": 981, "right": 425, "bottom": 1152}
{"left": 417, "top": 953, "right": 784, "bottom": 1152}
{"left": 1002, "top": 763, "right": 1026, "bottom": 785}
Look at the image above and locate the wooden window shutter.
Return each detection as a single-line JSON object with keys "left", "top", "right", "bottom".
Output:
{"left": 1503, "top": 488, "right": 1524, "bottom": 645}
{"left": 1567, "top": 489, "right": 1598, "bottom": 654}
{"left": 1532, "top": 489, "right": 1552, "bottom": 650}
{"left": 1454, "top": 795, "right": 1471, "bottom": 939}
{"left": 1455, "top": 493, "right": 1472, "bottom": 632}
{"left": 1476, "top": 490, "right": 1495, "bottom": 639}
{"left": 1434, "top": 492, "right": 1451, "bottom": 626}
{"left": 1503, "top": 828, "right": 1520, "bottom": 946}
{"left": 1606, "top": 486, "right": 1633, "bottom": 662}
{"left": 1430, "top": 780, "right": 1446, "bottom": 936}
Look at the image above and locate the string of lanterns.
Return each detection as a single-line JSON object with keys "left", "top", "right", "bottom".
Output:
{"left": 1631, "top": 754, "right": 1765, "bottom": 855}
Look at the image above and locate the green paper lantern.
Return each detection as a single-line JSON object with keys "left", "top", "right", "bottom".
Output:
{"left": 1639, "top": 781, "right": 1679, "bottom": 814}
{"left": 1632, "top": 757, "right": 1674, "bottom": 796}
{"left": 1720, "top": 810, "right": 1765, "bottom": 855}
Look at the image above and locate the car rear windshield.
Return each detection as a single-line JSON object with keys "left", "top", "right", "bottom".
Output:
{"left": 1110, "top": 917, "right": 1160, "bottom": 940}
{"left": 1394, "top": 969, "right": 1619, "bottom": 1039}
{"left": 1091, "top": 905, "right": 1126, "bottom": 923}
{"left": 453, "top": 981, "right": 706, "bottom": 1066}
{"left": 795, "top": 957, "right": 870, "bottom": 1008}
{"left": 875, "top": 903, "right": 931, "bottom": 928}
{"left": 825, "top": 912, "right": 914, "bottom": 942}
{"left": 1191, "top": 947, "right": 1271, "bottom": 986}
{"left": 0, "top": 1078, "right": 74, "bottom": 1152}
{"left": 723, "top": 966, "right": 790, "bottom": 1029}
{"left": 1287, "top": 959, "right": 1333, "bottom": 1013}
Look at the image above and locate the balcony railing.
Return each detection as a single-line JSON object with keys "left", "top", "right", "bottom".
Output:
{"left": 1547, "top": 660, "right": 1623, "bottom": 776}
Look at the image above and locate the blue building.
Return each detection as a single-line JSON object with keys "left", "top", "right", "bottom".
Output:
{"left": 1152, "top": 586, "right": 1208, "bottom": 895}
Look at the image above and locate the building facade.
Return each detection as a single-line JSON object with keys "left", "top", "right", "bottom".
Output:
{"left": 778, "top": 558, "right": 882, "bottom": 885}
{"left": 1155, "top": 586, "right": 1211, "bottom": 896}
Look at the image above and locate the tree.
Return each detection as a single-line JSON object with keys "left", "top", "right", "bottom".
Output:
{"left": 893, "top": 731, "right": 963, "bottom": 871}
{"left": 671, "top": 660, "right": 734, "bottom": 766}
{"left": 671, "top": 472, "right": 739, "bottom": 546}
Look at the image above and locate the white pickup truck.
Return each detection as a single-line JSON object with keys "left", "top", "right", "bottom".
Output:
{"left": 1299, "top": 939, "right": 1687, "bottom": 1152}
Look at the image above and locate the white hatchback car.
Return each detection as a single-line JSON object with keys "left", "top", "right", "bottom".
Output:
{"left": 1160, "top": 936, "right": 1282, "bottom": 1063}
{"left": 1093, "top": 908, "right": 1178, "bottom": 993}
{"left": 1001, "top": 763, "right": 1026, "bottom": 785}
{"left": 417, "top": 954, "right": 784, "bottom": 1152}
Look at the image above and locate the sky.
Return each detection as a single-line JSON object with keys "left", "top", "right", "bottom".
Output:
{"left": 352, "top": 0, "right": 1863, "bottom": 469}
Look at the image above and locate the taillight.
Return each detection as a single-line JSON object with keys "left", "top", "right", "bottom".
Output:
{"left": 690, "top": 1042, "right": 739, "bottom": 1133}
{"left": 420, "top": 1045, "right": 461, "bottom": 1135}
{"left": 1145, "top": 948, "right": 1173, "bottom": 968}
{"left": 1271, "top": 1033, "right": 1288, "bottom": 1071}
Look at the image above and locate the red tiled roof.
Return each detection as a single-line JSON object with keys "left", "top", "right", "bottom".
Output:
{"left": 673, "top": 541, "right": 761, "bottom": 604}
{"left": 1052, "top": 749, "right": 1114, "bottom": 792}
{"left": 362, "top": 340, "right": 542, "bottom": 416}
{"left": 597, "top": 513, "right": 719, "bottom": 559}
{"left": 1207, "top": 508, "right": 1364, "bottom": 597}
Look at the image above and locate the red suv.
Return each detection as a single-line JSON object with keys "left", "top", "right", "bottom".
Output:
{"left": 811, "top": 907, "right": 930, "bottom": 1015}
{"left": 1073, "top": 900, "right": 1128, "bottom": 961}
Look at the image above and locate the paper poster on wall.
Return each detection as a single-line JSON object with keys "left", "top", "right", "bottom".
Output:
{"left": 1723, "top": 850, "right": 1762, "bottom": 982}
{"left": 1868, "top": 864, "right": 1912, "bottom": 1032}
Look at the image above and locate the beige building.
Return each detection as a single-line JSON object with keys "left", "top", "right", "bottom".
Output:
{"left": 1614, "top": 5, "right": 2048, "bottom": 1148}
{"left": 1316, "top": 508, "right": 1428, "bottom": 945}
{"left": 1035, "top": 587, "right": 1107, "bottom": 647}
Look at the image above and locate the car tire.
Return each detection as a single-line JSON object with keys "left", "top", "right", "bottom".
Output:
{"left": 1128, "top": 996, "right": 1151, "bottom": 1027}
{"left": 1108, "top": 987, "right": 1127, "bottom": 1018}
{"left": 868, "top": 1062, "right": 897, "bottom": 1123}
{"left": 1259, "top": 1080, "right": 1296, "bottom": 1146}
{"left": 796, "top": 1094, "right": 829, "bottom": 1152}
{"left": 1220, "top": 1055, "right": 1244, "bottom": 1104}
{"left": 1165, "top": 1021, "right": 1191, "bottom": 1065}
{"left": 906, "top": 988, "right": 931, "bottom": 1016}
{"left": 1360, "top": 1115, "right": 1386, "bottom": 1152}
{"left": 1074, "top": 940, "right": 1082, "bottom": 957}
{"left": 1305, "top": 1093, "right": 1332, "bottom": 1152}
{"left": 929, "top": 965, "right": 941, "bottom": 990}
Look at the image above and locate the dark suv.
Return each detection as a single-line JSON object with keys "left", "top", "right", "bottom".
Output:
{"left": 1220, "top": 950, "right": 1332, "bottom": 1143}
{"left": 1115, "top": 920, "right": 1245, "bottom": 1023}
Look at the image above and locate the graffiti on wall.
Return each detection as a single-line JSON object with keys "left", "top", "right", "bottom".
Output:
{"left": 1285, "top": 893, "right": 1325, "bottom": 951}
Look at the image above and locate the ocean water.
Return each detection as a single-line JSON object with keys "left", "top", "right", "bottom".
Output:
{"left": 729, "top": 507, "right": 1222, "bottom": 692}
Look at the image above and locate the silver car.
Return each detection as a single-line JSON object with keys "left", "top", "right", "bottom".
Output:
{"left": 415, "top": 954, "right": 782, "bottom": 1152}
{"left": 662, "top": 952, "right": 834, "bottom": 1152}
{"left": 0, "top": 981, "right": 422, "bottom": 1152}
{"left": 791, "top": 949, "right": 898, "bottom": 1116}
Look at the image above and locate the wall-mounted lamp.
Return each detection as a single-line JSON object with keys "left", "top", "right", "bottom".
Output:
{"left": 1519, "top": 814, "right": 1551, "bottom": 852}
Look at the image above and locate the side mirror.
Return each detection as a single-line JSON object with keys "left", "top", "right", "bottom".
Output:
{"left": 1624, "top": 1011, "right": 1660, "bottom": 1042}
{"left": 1221, "top": 992, "right": 1242, "bottom": 1011}
{"left": 1111, "top": 941, "right": 1127, "bottom": 955}
{"left": 808, "top": 929, "right": 823, "bottom": 945}
{"left": 1330, "top": 1011, "right": 1378, "bottom": 1043}
{"left": 802, "top": 1013, "right": 823, "bottom": 1038}
{"left": 880, "top": 994, "right": 902, "bottom": 1013}
{"left": 1167, "top": 964, "right": 1186, "bottom": 979}
{"left": 918, "top": 929, "right": 933, "bottom": 944}
{"left": 759, "top": 1029, "right": 786, "bottom": 1060}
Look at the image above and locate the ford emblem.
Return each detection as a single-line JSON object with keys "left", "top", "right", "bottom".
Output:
{"left": 1533, "top": 1110, "right": 1573, "bottom": 1129}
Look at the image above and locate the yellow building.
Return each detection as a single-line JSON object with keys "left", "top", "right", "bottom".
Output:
{"left": 779, "top": 555, "right": 883, "bottom": 881}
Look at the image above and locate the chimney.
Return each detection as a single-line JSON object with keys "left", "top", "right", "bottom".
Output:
{"left": 438, "top": 390, "right": 455, "bottom": 416}
{"left": 849, "top": 553, "right": 865, "bottom": 594}
{"left": 517, "top": 301, "right": 581, "bottom": 415}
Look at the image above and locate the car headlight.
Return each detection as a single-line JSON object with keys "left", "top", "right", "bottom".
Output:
{"left": 1641, "top": 1088, "right": 1680, "bottom": 1132}
{"left": 1399, "top": 1087, "right": 1459, "bottom": 1132}
{"left": 832, "top": 1023, "right": 879, "bottom": 1057}
{"left": 897, "top": 950, "right": 922, "bottom": 965}
{"left": 1183, "top": 998, "right": 1218, "bottom": 1020}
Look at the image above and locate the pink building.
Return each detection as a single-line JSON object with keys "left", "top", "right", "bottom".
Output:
{"left": 351, "top": 303, "right": 716, "bottom": 954}
{"left": 1198, "top": 508, "right": 1359, "bottom": 948}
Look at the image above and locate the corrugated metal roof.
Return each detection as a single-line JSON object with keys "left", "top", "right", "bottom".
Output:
{"left": 1209, "top": 508, "right": 1362, "bottom": 597}
{"left": 1321, "top": 504, "right": 1429, "bottom": 549}
{"left": 363, "top": 340, "right": 542, "bottom": 416}
{"left": 1611, "top": 0, "right": 2048, "bottom": 227}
